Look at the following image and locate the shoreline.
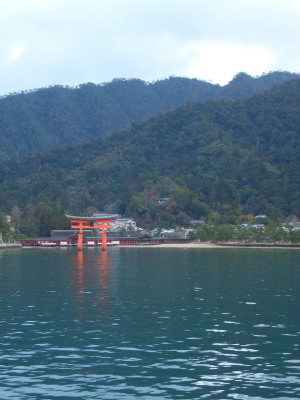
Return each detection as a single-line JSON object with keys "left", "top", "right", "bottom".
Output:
{"left": 7, "top": 243, "right": 300, "bottom": 250}
{"left": 0, "top": 244, "right": 22, "bottom": 250}
{"left": 131, "top": 242, "right": 300, "bottom": 249}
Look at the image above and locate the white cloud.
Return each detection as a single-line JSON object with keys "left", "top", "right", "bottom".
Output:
{"left": 0, "top": 0, "right": 299, "bottom": 94}
{"left": 182, "top": 41, "right": 276, "bottom": 84}
{"left": 6, "top": 45, "right": 25, "bottom": 63}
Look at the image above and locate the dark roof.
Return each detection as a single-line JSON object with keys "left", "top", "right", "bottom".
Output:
{"left": 66, "top": 214, "right": 119, "bottom": 221}
{"left": 51, "top": 230, "right": 93, "bottom": 238}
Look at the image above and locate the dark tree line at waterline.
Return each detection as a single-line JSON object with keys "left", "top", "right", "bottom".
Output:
{"left": 192, "top": 224, "right": 300, "bottom": 244}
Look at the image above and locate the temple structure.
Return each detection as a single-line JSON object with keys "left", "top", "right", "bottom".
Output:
{"left": 66, "top": 214, "right": 118, "bottom": 251}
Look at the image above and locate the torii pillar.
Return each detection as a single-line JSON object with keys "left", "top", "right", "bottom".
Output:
{"left": 66, "top": 214, "right": 118, "bottom": 251}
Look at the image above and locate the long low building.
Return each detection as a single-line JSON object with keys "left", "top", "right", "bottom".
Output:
{"left": 21, "top": 229, "right": 193, "bottom": 247}
{"left": 21, "top": 231, "right": 192, "bottom": 247}
{"left": 21, "top": 235, "right": 166, "bottom": 247}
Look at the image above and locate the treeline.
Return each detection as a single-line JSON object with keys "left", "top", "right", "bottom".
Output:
{"left": 192, "top": 224, "right": 300, "bottom": 243}
{"left": 0, "top": 71, "right": 298, "bottom": 160}
{"left": 0, "top": 78, "right": 299, "bottom": 235}
{"left": 0, "top": 206, "right": 69, "bottom": 240}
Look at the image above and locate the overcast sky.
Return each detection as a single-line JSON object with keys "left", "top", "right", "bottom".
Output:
{"left": 0, "top": 0, "right": 299, "bottom": 95}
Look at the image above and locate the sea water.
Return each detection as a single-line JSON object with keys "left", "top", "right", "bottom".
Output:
{"left": 0, "top": 247, "right": 299, "bottom": 399}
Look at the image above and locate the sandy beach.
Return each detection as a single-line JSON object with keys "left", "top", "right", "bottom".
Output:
{"left": 134, "top": 242, "right": 300, "bottom": 249}
{"left": 141, "top": 243, "right": 221, "bottom": 248}
{"left": 5, "top": 242, "right": 300, "bottom": 250}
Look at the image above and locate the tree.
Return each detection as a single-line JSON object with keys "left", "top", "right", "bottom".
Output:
{"left": 215, "top": 225, "right": 234, "bottom": 242}
{"left": 10, "top": 206, "right": 23, "bottom": 233}
{"left": 38, "top": 205, "right": 53, "bottom": 237}
{"left": 0, "top": 214, "right": 11, "bottom": 242}
{"left": 290, "top": 230, "right": 300, "bottom": 243}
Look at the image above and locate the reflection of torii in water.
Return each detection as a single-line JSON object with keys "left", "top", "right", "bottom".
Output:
{"left": 72, "top": 250, "right": 113, "bottom": 324}
{"left": 66, "top": 214, "right": 118, "bottom": 251}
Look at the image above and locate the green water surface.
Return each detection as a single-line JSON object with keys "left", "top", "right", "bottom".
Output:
{"left": 0, "top": 247, "right": 299, "bottom": 399}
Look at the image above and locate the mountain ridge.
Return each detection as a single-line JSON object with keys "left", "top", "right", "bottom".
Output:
{"left": 0, "top": 71, "right": 298, "bottom": 160}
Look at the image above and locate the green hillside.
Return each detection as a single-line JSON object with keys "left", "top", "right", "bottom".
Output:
{"left": 0, "top": 71, "right": 297, "bottom": 160}
{"left": 0, "top": 78, "right": 299, "bottom": 235}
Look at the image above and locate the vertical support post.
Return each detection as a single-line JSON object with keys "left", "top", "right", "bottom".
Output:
{"left": 78, "top": 222, "right": 83, "bottom": 250}
{"left": 102, "top": 226, "right": 107, "bottom": 251}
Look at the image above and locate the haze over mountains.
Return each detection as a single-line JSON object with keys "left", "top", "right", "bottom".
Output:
{"left": 0, "top": 72, "right": 299, "bottom": 234}
{"left": 0, "top": 71, "right": 297, "bottom": 160}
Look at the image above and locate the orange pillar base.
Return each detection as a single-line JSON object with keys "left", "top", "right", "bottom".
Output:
{"left": 102, "top": 230, "right": 107, "bottom": 251}
{"left": 78, "top": 223, "right": 83, "bottom": 250}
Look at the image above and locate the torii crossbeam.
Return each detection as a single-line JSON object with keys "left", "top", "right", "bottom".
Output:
{"left": 66, "top": 214, "right": 118, "bottom": 251}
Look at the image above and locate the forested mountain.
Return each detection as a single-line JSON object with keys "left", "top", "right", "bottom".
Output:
{"left": 0, "top": 78, "right": 299, "bottom": 234}
{"left": 0, "top": 71, "right": 298, "bottom": 160}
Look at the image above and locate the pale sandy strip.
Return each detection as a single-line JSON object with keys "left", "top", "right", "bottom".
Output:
{"left": 128, "top": 243, "right": 300, "bottom": 249}
{"left": 137, "top": 243, "right": 221, "bottom": 248}
{"left": 11, "top": 243, "right": 300, "bottom": 250}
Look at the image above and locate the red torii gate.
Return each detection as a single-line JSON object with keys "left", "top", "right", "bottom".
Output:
{"left": 66, "top": 214, "right": 118, "bottom": 251}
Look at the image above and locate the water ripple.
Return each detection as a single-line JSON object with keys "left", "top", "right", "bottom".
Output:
{"left": 0, "top": 248, "right": 299, "bottom": 399}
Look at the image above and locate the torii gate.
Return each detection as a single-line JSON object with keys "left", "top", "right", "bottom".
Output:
{"left": 66, "top": 214, "right": 118, "bottom": 251}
